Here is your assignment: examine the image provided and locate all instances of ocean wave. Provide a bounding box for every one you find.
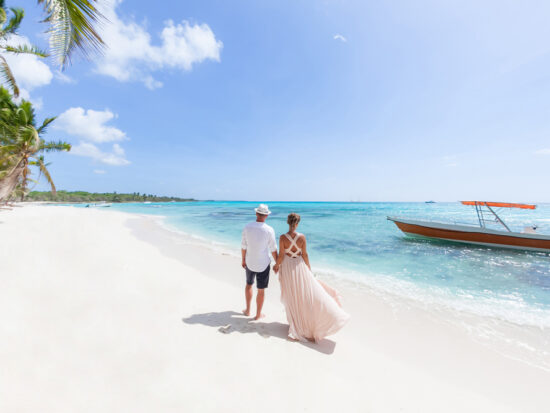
[313,265,550,329]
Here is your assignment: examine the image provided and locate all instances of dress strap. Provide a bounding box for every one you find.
[284,233,302,257]
[284,232,299,244]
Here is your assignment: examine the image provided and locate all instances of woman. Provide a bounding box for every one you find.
[273,213,350,342]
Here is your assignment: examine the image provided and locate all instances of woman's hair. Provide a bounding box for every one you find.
[287,212,301,227]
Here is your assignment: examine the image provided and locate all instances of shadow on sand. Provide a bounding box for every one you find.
[182,311,336,355]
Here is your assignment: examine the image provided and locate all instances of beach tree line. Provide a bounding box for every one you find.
[0,0,104,204]
[25,190,195,203]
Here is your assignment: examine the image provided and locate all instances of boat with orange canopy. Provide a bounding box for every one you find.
[388,201,550,252]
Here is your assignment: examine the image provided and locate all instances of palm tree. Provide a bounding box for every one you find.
[0,1,104,200]
[0,87,70,202]
[0,3,48,97]
[0,0,105,96]
[0,0,106,108]
[36,0,105,69]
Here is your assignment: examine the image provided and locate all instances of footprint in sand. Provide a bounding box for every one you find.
[218,324,232,334]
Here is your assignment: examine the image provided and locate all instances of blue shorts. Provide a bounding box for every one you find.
[246,265,270,289]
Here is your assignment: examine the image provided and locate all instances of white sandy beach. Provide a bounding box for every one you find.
[1,205,549,412]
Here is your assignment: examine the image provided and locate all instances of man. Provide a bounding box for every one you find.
[241,204,278,320]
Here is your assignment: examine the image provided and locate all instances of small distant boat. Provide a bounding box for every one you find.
[144,201,151,204]
[425,200,436,204]
[388,201,550,252]
[86,202,112,208]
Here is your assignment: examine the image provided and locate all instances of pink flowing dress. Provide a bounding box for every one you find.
[279,233,350,342]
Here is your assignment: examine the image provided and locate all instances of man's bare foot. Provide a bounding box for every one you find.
[242,309,250,316]
[253,313,265,320]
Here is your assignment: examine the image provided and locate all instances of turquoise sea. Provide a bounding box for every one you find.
[86,201,550,329]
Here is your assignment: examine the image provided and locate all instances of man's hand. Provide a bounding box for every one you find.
[241,248,247,269]
[273,264,279,273]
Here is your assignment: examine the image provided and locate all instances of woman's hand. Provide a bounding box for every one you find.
[273,264,280,273]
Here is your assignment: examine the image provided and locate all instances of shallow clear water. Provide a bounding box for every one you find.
[84,201,550,328]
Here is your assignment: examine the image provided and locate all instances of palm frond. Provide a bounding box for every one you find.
[0,148,22,157]
[17,125,41,153]
[2,7,24,35]
[40,140,71,152]
[0,55,19,97]
[38,0,105,69]
[0,87,15,106]
[17,101,36,126]
[37,116,56,133]
[34,155,56,194]
[4,44,49,58]
[0,7,7,26]
[15,107,28,125]
[30,128,41,152]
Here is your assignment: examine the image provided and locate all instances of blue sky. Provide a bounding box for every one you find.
[12,0,550,201]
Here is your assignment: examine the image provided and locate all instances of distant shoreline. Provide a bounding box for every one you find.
[17,200,198,205]
[20,190,196,204]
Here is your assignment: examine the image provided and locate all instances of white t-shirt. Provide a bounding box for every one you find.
[241,222,277,272]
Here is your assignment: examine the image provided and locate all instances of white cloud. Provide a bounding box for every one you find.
[2,36,75,106]
[72,142,130,166]
[94,0,223,88]
[93,169,106,174]
[333,34,347,43]
[3,36,53,90]
[143,75,163,90]
[159,20,223,70]
[112,143,125,156]
[2,35,53,107]
[535,148,550,155]
[55,107,127,143]
[55,107,130,166]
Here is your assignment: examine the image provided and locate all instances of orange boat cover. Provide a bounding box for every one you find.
[461,201,536,210]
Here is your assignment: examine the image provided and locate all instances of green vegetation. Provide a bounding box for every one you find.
[0,0,104,203]
[0,0,105,97]
[0,87,71,201]
[24,190,195,203]
[37,0,106,69]
[0,3,48,97]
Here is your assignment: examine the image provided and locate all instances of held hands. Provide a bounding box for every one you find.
[273,264,279,273]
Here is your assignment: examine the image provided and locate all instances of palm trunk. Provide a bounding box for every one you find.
[0,156,26,202]
[19,163,29,201]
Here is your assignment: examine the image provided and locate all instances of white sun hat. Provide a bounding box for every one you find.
[255,204,271,215]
